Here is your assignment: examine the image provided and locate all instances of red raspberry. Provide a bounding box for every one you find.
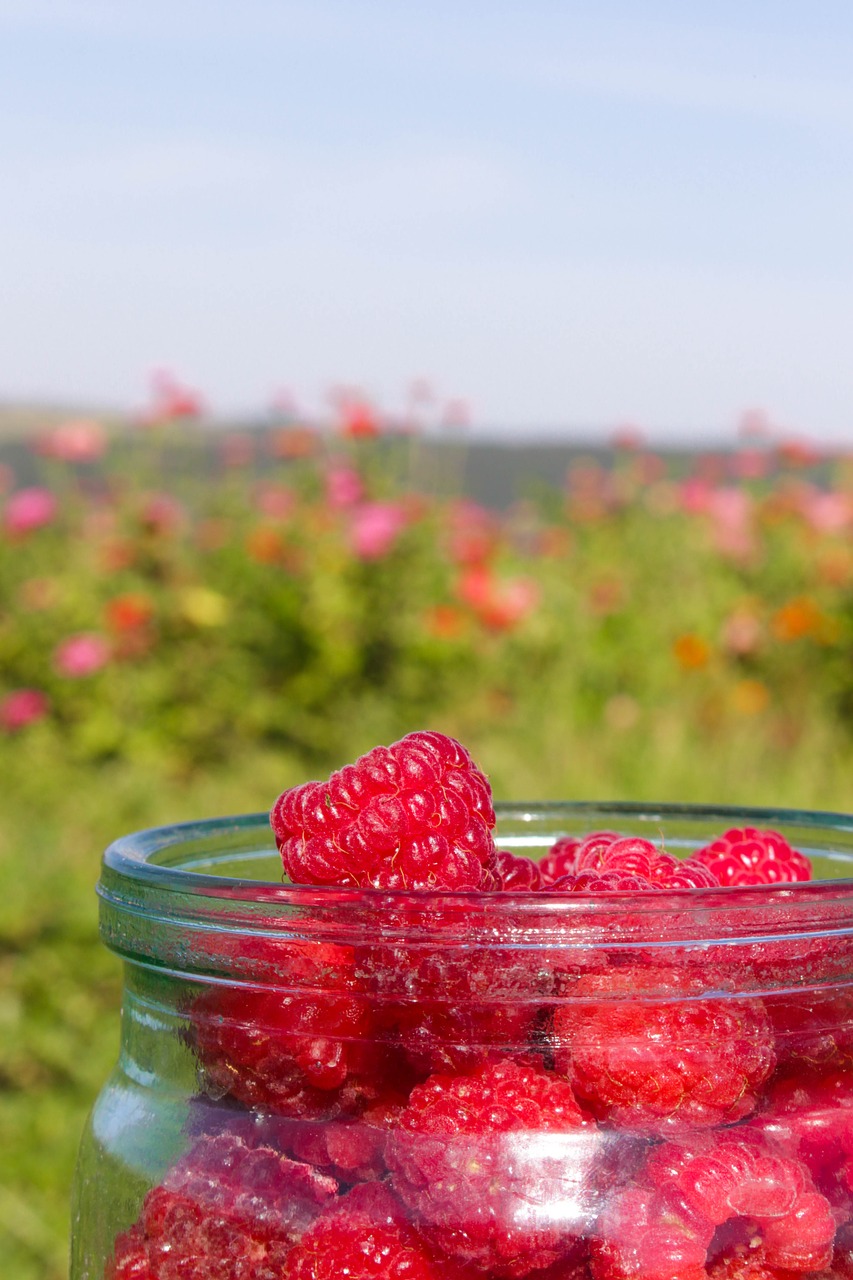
[538,836,591,886]
[495,849,544,890]
[106,1132,338,1280]
[288,1094,409,1183]
[691,827,812,886]
[755,1068,853,1206]
[590,1181,711,1280]
[387,1056,597,1277]
[282,1183,469,1279]
[548,868,661,892]
[271,731,496,890]
[547,835,717,891]
[190,941,406,1119]
[765,985,853,1071]
[552,967,776,1132]
[645,1129,836,1273]
[387,941,555,1074]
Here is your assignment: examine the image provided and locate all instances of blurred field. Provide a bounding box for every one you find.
[2,411,853,1277]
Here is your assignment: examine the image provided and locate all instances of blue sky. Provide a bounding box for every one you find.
[1,1,852,440]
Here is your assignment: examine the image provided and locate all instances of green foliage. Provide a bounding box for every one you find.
[3,427,853,1276]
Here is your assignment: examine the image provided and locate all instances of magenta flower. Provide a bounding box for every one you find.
[349,501,408,560]
[4,486,58,535]
[0,688,49,732]
[326,466,364,509]
[54,633,110,678]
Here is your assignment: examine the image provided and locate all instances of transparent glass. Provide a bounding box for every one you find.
[71,803,853,1280]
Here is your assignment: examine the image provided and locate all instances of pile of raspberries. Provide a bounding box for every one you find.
[107,731,853,1280]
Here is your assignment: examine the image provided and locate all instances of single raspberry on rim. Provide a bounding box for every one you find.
[271,731,496,890]
[691,827,812,886]
[387,1056,596,1277]
[106,1132,338,1280]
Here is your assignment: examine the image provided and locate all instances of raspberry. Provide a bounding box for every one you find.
[288,1094,409,1183]
[495,849,544,890]
[106,1132,338,1280]
[765,985,853,1071]
[691,827,812,886]
[538,836,589,886]
[387,941,554,1074]
[755,1068,853,1206]
[547,836,716,891]
[282,1183,467,1279]
[271,731,497,890]
[645,1129,836,1272]
[548,868,671,893]
[190,941,406,1119]
[552,967,776,1132]
[590,1182,711,1280]
[387,1056,597,1277]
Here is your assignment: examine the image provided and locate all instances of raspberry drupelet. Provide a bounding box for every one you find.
[271,731,497,891]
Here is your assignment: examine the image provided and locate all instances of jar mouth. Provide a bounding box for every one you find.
[96,802,853,976]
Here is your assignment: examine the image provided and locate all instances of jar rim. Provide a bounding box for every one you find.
[97,803,853,971]
[100,800,853,899]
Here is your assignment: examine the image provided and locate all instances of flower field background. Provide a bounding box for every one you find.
[3,404,853,1277]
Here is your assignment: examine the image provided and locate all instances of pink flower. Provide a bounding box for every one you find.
[255,483,295,520]
[800,488,851,535]
[54,633,110,678]
[0,688,49,732]
[678,477,712,515]
[143,369,206,425]
[456,566,539,630]
[707,486,754,558]
[39,418,107,463]
[326,466,363,509]
[139,493,186,536]
[4,486,58,535]
[349,502,408,560]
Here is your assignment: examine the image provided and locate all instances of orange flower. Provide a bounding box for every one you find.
[673,633,711,670]
[245,526,287,564]
[105,593,154,633]
[771,596,829,642]
[424,604,466,639]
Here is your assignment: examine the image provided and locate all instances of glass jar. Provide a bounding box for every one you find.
[72,803,853,1280]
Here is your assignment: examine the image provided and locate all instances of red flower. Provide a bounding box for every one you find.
[0,689,49,732]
